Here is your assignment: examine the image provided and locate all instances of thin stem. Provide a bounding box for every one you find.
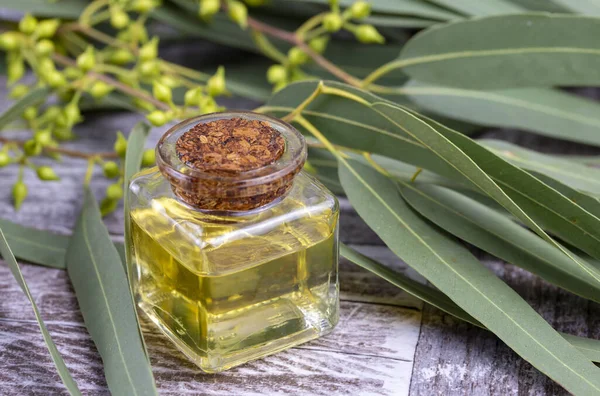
[251,31,287,63]
[282,81,324,122]
[79,0,109,26]
[361,59,413,88]
[84,157,96,186]
[296,13,327,38]
[0,137,118,159]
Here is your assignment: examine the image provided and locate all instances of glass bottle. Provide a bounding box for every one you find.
[127,111,340,372]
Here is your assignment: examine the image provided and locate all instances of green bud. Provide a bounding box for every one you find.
[114,131,128,157]
[19,14,38,35]
[43,106,61,120]
[110,48,135,65]
[139,37,159,61]
[34,129,53,146]
[152,81,172,103]
[272,80,287,92]
[64,103,80,125]
[146,110,169,126]
[0,152,11,167]
[12,181,28,210]
[90,81,114,98]
[110,6,130,29]
[308,36,329,54]
[350,1,370,18]
[53,127,75,141]
[141,149,155,167]
[287,47,308,66]
[199,96,218,113]
[199,0,220,20]
[36,166,59,181]
[323,13,343,32]
[138,60,159,77]
[63,66,82,80]
[159,75,178,88]
[106,183,124,200]
[184,87,203,106]
[128,24,148,43]
[38,57,55,72]
[206,66,226,97]
[76,46,96,71]
[132,98,155,112]
[103,161,120,178]
[132,0,157,13]
[228,1,248,29]
[22,106,37,121]
[100,197,119,216]
[35,39,55,56]
[9,84,29,99]
[0,32,21,51]
[46,70,67,88]
[266,64,287,84]
[35,19,60,38]
[23,139,42,156]
[8,57,25,84]
[355,24,385,44]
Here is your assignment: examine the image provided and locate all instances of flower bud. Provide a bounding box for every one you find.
[53,127,75,141]
[0,152,11,167]
[9,84,29,99]
[141,149,155,167]
[35,19,60,38]
[159,75,178,88]
[350,1,371,19]
[0,32,21,51]
[103,161,120,178]
[139,37,159,61]
[355,24,385,44]
[64,103,80,125]
[199,0,220,20]
[110,48,135,65]
[19,14,37,35]
[62,67,81,80]
[152,81,172,103]
[266,64,286,84]
[228,1,248,29]
[34,129,53,146]
[90,81,114,98]
[206,66,226,97]
[199,96,218,113]
[36,166,59,181]
[133,98,155,112]
[308,36,329,53]
[38,57,55,72]
[8,57,25,84]
[22,107,37,121]
[287,47,308,66]
[323,13,343,32]
[146,110,169,126]
[12,181,28,210]
[106,183,124,200]
[272,80,287,92]
[132,0,157,13]
[46,70,67,88]
[35,39,55,56]
[184,87,203,106]
[100,197,118,216]
[110,6,130,29]
[76,46,96,71]
[138,60,159,77]
[43,106,60,120]
[128,23,148,42]
[114,131,128,157]
[23,139,42,156]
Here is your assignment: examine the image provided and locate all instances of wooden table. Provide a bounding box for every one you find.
[1,79,599,395]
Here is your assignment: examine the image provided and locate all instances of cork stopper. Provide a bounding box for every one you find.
[156,112,306,213]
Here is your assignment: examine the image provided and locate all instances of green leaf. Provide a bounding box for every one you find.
[362,14,439,28]
[342,242,600,362]
[550,0,600,15]
[399,183,600,303]
[426,0,526,16]
[0,0,85,17]
[66,187,157,396]
[399,82,600,147]
[507,0,570,12]
[481,139,600,195]
[373,102,600,277]
[390,14,600,89]
[338,158,600,394]
[0,88,51,130]
[0,227,81,395]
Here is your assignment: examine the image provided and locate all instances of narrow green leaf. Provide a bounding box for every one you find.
[66,187,157,396]
[0,228,81,395]
[291,0,460,19]
[399,183,600,303]
[393,14,600,89]
[400,82,600,147]
[550,0,600,15]
[507,0,570,12]
[338,159,600,393]
[426,0,526,16]
[0,0,85,17]
[123,123,150,185]
[0,88,51,130]
[481,139,600,195]
[362,14,439,28]
[342,242,600,362]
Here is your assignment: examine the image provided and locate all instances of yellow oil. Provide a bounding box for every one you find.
[129,196,339,372]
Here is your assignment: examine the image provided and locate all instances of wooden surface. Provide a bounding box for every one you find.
[1,76,600,395]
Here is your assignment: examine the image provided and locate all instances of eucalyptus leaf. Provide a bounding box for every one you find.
[338,158,600,394]
[66,187,157,396]
[389,14,600,89]
[0,88,51,130]
[0,228,81,395]
[399,82,600,147]
[550,0,600,15]
[426,0,526,16]
[399,183,600,303]
[481,139,600,195]
[0,0,85,17]
[508,0,570,12]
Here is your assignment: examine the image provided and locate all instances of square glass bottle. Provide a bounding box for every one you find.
[127,112,340,372]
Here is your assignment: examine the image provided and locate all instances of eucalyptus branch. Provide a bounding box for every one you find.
[0,136,118,159]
